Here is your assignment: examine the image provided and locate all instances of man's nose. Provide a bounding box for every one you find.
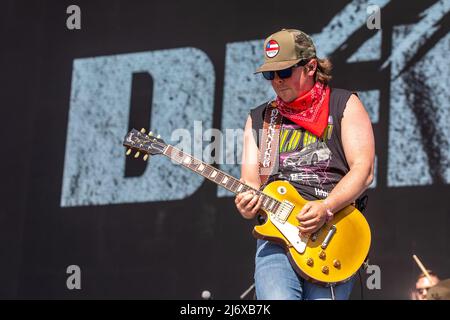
[273,72,284,83]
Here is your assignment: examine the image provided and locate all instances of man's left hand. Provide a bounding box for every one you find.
[296,201,328,235]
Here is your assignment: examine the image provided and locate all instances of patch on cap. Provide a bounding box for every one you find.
[265,40,280,58]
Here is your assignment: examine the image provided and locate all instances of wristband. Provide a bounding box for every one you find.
[323,200,334,223]
[325,208,334,223]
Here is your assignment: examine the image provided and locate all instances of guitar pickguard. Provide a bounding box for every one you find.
[270,216,308,254]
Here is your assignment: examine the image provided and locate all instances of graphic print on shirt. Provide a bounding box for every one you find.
[278,115,334,189]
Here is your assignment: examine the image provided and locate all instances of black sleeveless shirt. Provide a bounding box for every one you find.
[250,88,353,201]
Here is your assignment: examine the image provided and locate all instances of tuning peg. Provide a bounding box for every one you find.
[126,149,132,156]
[156,134,161,139]
[143,154,149,161]
[148,131,153,136]
[134,151,140,158]
[140,128,146,133]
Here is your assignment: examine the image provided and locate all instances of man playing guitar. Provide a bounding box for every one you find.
[235,29,375,300]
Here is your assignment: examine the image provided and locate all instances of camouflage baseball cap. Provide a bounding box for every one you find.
[255,29,316,73]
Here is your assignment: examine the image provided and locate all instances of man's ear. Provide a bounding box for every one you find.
[306,60,317,76]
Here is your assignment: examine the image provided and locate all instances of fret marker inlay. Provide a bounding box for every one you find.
[183,157,191,164]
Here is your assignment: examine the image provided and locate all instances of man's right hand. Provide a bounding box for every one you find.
[234,179,263,219]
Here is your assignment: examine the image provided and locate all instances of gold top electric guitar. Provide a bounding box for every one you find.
[123,128,371,285]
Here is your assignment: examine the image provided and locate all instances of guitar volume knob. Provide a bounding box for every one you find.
[306,258,314,267]
[321,266,329,274]
[319,251,326,260]
[333,260,341,269]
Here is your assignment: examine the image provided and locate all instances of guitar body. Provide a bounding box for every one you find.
[253,180,371,285]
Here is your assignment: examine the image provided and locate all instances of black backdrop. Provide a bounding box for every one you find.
[1,0,449,299]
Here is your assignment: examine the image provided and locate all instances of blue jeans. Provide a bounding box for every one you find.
[254,239,355,300]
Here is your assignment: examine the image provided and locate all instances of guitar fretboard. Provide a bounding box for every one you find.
[163,145,281,212]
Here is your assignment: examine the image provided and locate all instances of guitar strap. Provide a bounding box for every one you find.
[259,101,283,188]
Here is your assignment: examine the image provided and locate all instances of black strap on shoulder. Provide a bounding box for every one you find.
[355,194,369,213]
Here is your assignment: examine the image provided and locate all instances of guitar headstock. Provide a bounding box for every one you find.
[123,128,166,160]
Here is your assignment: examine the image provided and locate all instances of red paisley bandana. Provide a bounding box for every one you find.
[276,82,330,137]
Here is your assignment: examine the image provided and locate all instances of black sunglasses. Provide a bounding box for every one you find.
[262,60,309,80]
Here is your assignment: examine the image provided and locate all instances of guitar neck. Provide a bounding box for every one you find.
[162,145,281,212]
